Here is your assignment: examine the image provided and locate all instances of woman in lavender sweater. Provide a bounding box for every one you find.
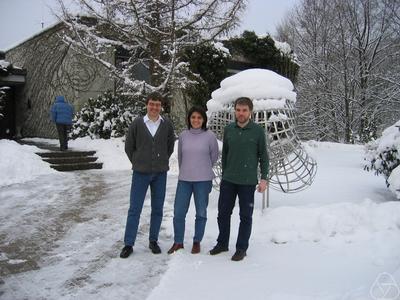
[168,106,219,254]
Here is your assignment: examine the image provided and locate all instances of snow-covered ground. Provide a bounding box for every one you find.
[1,139,400,300]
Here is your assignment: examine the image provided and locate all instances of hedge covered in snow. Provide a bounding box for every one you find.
[71,91,144,139]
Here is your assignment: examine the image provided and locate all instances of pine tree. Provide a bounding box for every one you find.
[365,120,400,185]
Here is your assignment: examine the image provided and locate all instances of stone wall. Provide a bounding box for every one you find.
[6,24,114,138]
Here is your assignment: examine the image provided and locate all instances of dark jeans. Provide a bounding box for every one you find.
[217,179,255,251]
[56,124,71,150]
[124,171,167,246]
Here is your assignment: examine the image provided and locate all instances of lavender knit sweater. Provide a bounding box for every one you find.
[178,128,219,181]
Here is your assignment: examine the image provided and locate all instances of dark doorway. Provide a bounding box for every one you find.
[0,87,15,139]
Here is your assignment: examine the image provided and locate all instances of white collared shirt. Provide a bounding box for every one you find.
[144,114,163,137]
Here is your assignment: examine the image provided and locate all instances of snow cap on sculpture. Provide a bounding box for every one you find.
[207,68,297,112]
[207,68,317,194]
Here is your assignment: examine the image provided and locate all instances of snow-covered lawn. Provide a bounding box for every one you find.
[1,139,400,300]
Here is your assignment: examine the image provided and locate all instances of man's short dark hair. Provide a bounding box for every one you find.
[146,92,164,105]
[234,97,253,111]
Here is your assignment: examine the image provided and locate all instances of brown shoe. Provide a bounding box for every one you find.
[167,243,184,254]
[231,249,247,261]
[191,242,200,254]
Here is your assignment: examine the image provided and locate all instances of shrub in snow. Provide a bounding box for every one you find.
[223,31,298,83]
[365,120,400,197]
[71,91,144,139]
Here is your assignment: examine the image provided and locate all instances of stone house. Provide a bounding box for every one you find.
[5,22,115,138]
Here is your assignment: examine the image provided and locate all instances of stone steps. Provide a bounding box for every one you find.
[36,151,96,158]
[17,139,103,172]
[42,156,98,164]
[49,162,103,172]
[36,150,102,172]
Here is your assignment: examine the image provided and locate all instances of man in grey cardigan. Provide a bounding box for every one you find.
[120,92,175,258]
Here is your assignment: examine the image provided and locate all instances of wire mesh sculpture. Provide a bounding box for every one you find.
[207,69,317,193]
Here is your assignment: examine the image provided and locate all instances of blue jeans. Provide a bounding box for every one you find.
[173,180,212,244]
[217,179,255,251]
[124,171,167,246]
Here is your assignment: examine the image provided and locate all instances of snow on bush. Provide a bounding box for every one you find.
[365,120,400,198]
[71,91,143,139]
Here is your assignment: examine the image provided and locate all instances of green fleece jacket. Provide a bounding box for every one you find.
[221,121,269,185]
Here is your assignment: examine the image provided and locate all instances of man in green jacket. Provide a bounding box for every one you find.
[210,97,269,261]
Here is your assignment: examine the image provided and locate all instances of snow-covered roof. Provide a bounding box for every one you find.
[0,58,25,78]
[0,60,11,71]
[207,68,296,112]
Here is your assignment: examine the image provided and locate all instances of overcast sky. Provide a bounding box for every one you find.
[0,0,299,51]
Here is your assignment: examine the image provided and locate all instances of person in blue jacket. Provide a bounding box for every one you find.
[50,95,74,151]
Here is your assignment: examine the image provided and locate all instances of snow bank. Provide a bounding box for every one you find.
[259,199,400,244]
[0,140,56,187]
[68,137,130,170]
[207,69,296,112]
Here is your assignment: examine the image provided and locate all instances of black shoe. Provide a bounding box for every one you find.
[149,241,162,254]
[120,245,133,258]
[231,249,246,261]
[209,244,229,255]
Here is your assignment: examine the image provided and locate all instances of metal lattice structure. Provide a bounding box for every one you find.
[208,100,317,193]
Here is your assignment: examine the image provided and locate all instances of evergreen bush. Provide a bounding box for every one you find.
[182,42,230,108]
[224,31,299,83]
[364,120,400,186]
[71,91,144,139]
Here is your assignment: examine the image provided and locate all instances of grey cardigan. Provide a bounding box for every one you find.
[125,116,175,173]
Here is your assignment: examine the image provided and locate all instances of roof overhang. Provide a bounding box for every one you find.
[0,73,26,86]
